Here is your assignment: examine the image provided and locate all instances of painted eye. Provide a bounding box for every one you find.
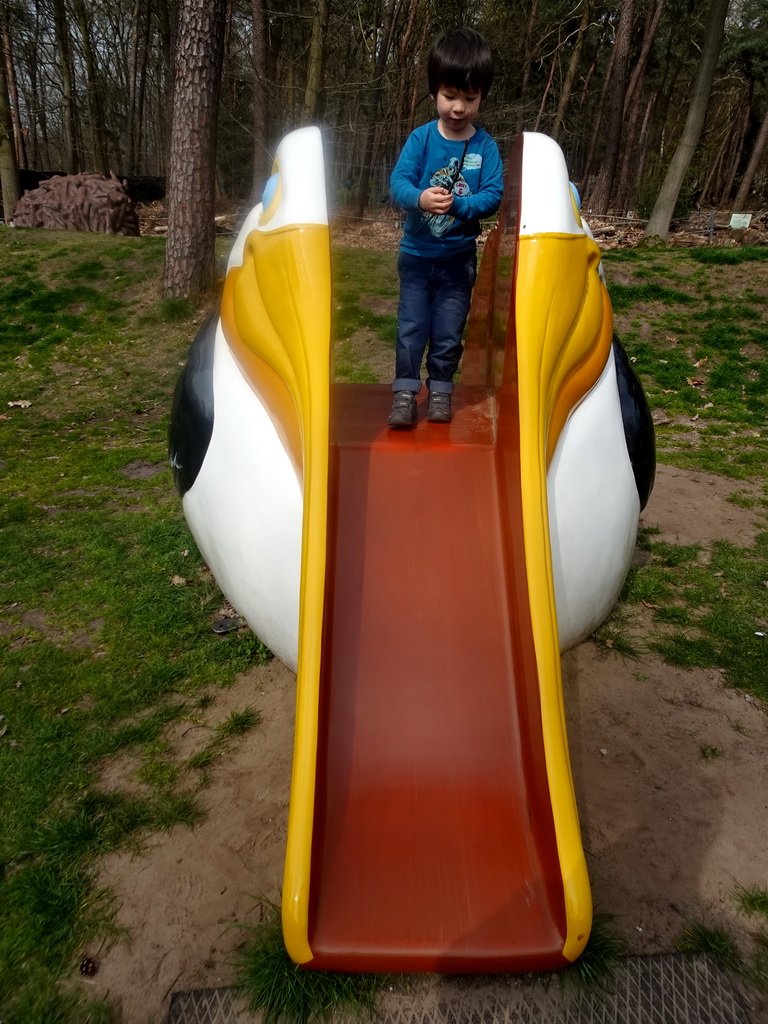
[262,172,280,209]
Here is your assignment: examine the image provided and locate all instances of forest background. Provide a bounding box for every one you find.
[2,0,768,235]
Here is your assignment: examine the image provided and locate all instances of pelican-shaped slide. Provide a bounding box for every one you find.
[169,127,654,972]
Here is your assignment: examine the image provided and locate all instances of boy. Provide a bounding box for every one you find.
[388,27,503,429]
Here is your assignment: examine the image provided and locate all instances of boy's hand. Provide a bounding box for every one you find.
[419,187,453,215]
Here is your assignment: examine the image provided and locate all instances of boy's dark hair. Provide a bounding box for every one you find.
[428,27,494,99]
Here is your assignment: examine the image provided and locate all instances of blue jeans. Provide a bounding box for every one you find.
[392,249,477,395]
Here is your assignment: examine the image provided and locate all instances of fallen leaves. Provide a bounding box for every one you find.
[7,400,31,408]
[170,575,186,587]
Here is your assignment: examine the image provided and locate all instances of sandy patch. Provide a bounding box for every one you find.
[89,661,294,1024]
[565,644,767,950]
[643,463,765,546]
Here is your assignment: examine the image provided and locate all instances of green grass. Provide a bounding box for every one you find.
[677,922,741,970]
[607,282,695,311]
[597,246,768,700]
[235,903,384,1024]
[216,706,260,738]
[592,618,642,658]
[558,913,629,994]
[332,248,398,345]
[699,744,725,760]
[0,226,271,1022]
[182,705,261,777]
[330,247,399,383]
[334,340,381,383]
[735,884,768,917]
[687,246,768,265]
[746,930,768,990]
[605,533,768,701]
[677,905,768,993]
[605,245,768,465]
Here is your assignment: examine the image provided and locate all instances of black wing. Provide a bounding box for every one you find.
[168,309,218,497]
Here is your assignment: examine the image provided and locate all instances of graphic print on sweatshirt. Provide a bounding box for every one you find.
[423,156,474,238]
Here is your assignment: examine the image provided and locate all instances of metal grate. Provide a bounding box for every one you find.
[166,954,752,1024]
[167,987,241,1024]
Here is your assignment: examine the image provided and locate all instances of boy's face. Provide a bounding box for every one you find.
[433,85,481,140]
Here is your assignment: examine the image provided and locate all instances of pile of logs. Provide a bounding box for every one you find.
[12,172,140,235]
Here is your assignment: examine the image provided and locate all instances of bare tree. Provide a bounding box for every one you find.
[732,101,768,208]
[251,0,270,196]
[164,0,227,298]
[354,0,398,218]
[302,0,329,122]
[588,0,635,214]
[643,0,730,241]
[72,0,108,173]
[5,0,766,218]
[0,54,19,219]
[615,0,665,206]
[516,0,540,132]
[2,4,26,169]
[552,0,593,143]
[52,0,80,173]
[578,23,616,189]
[127,0,152,175]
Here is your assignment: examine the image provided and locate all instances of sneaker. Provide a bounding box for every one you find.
[427,391,452,423]
[388,391,417,429]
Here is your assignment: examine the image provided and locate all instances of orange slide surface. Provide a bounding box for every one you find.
[305,384,568,973]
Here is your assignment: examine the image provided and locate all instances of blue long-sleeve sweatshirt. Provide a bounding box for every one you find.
[390,121,504,258]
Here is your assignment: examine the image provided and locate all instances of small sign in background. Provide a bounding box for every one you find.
[730,213,752,229]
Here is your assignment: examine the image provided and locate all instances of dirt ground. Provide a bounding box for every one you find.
[86,464,768,1024]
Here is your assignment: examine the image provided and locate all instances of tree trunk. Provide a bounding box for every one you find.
[516,0,540,132]
[614,0,666,205]
[156,0,173,173]
[72,0,109,174]
[0,57,19,220]
[634,89,658,184]
[588,0,635,214]
[700,116,733,205]
[1,11,26,169]
[52,0,80,173]
[722,97,751,203]
[302,0,329,122]
[133,0,152,174]
[407,9,430,135]
[533,54,557,133]
[354,0,397,218]
[128,0,151,175]
[624,0,664,117]
[251,0,270,198]
[392,0,419,129]
[732,102,768,209]
[616,71,646,210]
[579,33,616,190]
[552,0,592,144]
[644,0,730,241]
[639,42,680,182]
[164,0,227,298]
